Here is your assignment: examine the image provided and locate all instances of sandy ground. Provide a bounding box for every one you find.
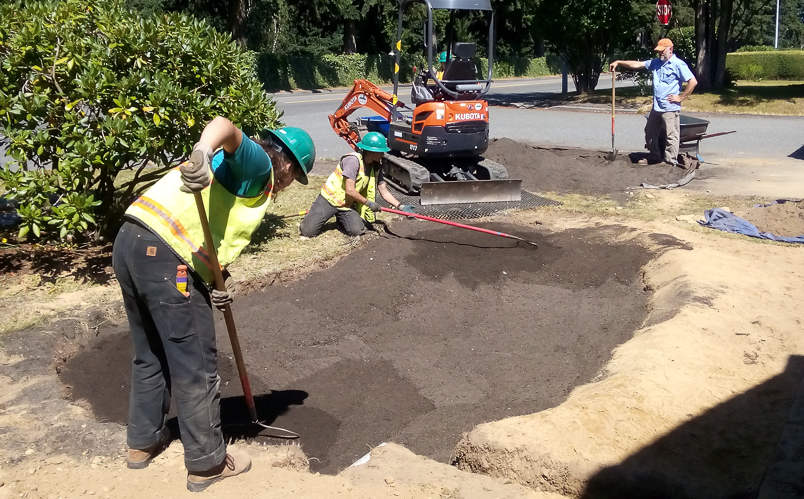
[2,138,804,497]
[452,208,804,498]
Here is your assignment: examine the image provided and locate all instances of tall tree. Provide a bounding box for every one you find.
[537,0,653,93]
[229,0,248,46]
[693,0,752,89]
[779,0,804,48]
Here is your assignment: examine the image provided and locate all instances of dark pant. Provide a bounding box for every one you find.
[113,220,225,472]
[299,194,367,237]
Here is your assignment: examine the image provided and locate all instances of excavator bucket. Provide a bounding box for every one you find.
[419,179,522,205]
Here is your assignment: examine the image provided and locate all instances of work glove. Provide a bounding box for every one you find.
[180,142,214,193]
[365,200,382,213]
[210,271,236,311]
[397,204,415,214]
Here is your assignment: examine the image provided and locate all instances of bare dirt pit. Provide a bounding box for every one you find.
[4,137,797,498]
[48,221,691,475]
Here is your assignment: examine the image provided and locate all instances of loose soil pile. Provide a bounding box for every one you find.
[735,200,804,237]
[310,138,697,204]
[51,222,679,475]
[484,138,695,202]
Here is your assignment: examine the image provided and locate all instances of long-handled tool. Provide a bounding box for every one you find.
[276,210,308,219]
[193,192,299,439]
[605,70,618,161]
[381,207,538,247]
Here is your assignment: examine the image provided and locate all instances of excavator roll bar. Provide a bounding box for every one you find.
[391,0,495,116]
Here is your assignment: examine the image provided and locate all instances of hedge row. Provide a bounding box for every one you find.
[256,53,557,91]
[725,51,804,80]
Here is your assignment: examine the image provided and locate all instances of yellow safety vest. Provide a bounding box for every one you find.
[320,152,378,223]
[125,167,272,285]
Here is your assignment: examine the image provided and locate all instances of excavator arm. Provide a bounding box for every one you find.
[328,79,407,150]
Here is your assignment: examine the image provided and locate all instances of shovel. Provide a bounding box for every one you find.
[605,70,618,161]
[193,191,299,439]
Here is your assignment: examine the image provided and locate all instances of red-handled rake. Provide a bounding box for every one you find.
[382,207,538,247]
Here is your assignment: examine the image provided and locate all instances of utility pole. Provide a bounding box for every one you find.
[775,0,780,48]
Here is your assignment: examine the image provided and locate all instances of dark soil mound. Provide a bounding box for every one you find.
[485,138,692,200]
[54,222,692,474]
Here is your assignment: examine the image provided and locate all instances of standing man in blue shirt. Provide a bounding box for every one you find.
[610,38,697,165]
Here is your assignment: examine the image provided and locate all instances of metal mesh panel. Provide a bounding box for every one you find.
[380,189,561,220]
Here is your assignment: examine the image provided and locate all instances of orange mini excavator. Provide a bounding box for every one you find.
[328,0,521,206]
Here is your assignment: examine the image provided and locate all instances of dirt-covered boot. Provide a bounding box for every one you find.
[186,451,252,492]
[126,430,171,469]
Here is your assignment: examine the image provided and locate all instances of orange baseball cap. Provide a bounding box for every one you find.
[654,38,674,51]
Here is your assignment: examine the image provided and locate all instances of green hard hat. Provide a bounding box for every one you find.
[264,127,315,185]
[357,132,390,153]
[438,51,447,63]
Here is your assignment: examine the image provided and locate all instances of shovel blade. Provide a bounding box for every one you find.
[420,179,523,205]
[605,149,619,161]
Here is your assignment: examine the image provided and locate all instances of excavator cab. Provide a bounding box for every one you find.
[439,42,482,98]
[328,0,522,205]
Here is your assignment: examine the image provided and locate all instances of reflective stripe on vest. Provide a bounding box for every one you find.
[125,168,271,284]
[320,152,378,223]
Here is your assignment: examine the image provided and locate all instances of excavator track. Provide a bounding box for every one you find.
[382,153,431,195]
[474,158,509,180]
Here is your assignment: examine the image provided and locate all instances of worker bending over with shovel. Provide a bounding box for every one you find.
[113,116,314,492]
[299,132,414,238]
[609,38,697,166]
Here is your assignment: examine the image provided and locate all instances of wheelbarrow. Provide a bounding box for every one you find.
[657,115,736,163]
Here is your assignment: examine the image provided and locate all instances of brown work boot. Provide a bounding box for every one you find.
[127,430,171,469]
[186,451,252,492]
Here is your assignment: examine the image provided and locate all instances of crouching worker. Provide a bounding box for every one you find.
[299,132,414,238]
[112,117,314,492]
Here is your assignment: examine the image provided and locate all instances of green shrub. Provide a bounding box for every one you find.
[256,53,557,91]
[667,26,696,69]
[257,53,421,91]
[735,45,776,52]
[477,56,555,79]
[0,0,281,243]
[725,51,804,80]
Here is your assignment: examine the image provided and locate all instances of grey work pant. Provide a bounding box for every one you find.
[112,220,226,472]
[645,109,680,164]
[299,194,368,237]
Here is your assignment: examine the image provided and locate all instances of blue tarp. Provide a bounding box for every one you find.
[698,207,804,244]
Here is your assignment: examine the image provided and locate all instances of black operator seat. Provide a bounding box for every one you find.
[441,42,482,99]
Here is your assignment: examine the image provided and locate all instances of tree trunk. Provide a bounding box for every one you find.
[535,38,545,57]
[229,0,248,47]
[695,0,712,90]
[713,0,733,88]
[344,19,357,54]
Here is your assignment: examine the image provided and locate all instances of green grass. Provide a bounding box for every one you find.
[556,79,804,116]
[230,174,396,283]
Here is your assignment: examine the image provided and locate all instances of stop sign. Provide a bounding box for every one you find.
[656,0,672,25]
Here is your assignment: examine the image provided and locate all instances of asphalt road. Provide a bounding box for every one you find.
[272,75,804,166]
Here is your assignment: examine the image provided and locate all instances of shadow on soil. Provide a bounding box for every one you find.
[241,214,290,252]
[0,244,114,286]
[220,389,309,440]
[580,355,804,499]
[713,84,804,109]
